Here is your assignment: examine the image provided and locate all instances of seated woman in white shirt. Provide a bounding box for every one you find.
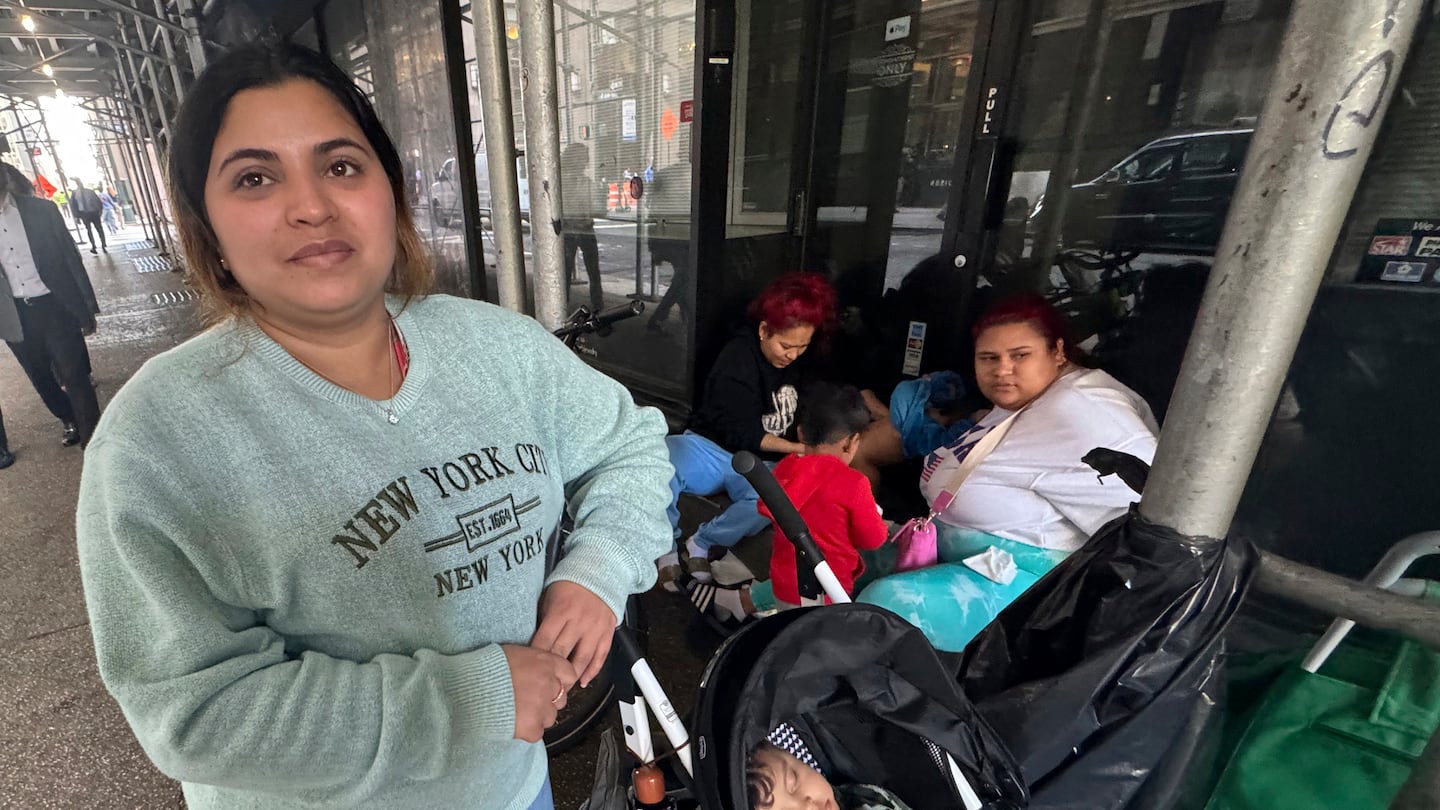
[856,293,1159,651]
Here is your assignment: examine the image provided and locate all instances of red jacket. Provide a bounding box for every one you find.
[758,453,889,605]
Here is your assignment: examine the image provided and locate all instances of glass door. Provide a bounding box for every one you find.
[713,0,1007,380]
[692,0,1022,395]
[718,0,1001,303]
[798,0,985,298]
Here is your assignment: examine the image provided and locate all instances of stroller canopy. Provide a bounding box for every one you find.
[694,604,1027,810]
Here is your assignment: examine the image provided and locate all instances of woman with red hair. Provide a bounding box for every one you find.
[856,293,1158,651]
[659,272,837,585]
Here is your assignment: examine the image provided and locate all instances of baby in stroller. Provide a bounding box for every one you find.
[690,602,1028,810]
[588,603,1025,810]
[746,723,914,810]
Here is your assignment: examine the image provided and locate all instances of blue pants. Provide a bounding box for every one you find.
[856,527,1069,652]
[665,432,771,552]
[525,777,553,810]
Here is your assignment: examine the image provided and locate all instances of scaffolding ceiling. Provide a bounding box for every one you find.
[0,0,206,100]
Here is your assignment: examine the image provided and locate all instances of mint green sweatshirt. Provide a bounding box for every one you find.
[75,295,673,809]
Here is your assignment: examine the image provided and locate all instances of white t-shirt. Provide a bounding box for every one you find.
[919,368,1159,551]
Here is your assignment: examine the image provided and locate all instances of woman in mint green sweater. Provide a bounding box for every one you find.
[74,43,673,809]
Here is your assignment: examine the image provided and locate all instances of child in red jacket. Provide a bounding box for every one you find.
[688,383,888,625]
[761,382,889,607]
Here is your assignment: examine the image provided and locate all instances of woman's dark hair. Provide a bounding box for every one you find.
[796,382,871,446]
[748,272,838,336]
[167,41,431,323]
[972,292,1065,344]
[972,291,1088,365]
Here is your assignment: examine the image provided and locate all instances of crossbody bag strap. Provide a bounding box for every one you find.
[927,407,1025,517]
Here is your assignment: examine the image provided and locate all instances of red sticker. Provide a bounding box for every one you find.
[1369,235,1413,256]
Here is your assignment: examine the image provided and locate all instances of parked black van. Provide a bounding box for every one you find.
[1061,128,1254,253]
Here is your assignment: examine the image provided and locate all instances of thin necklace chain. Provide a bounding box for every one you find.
[383,316,406,424]
[287,313,406,424]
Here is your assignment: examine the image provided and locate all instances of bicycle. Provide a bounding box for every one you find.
[544,299,652,753]
[551,300,644,349]
[1045,247,1147,345]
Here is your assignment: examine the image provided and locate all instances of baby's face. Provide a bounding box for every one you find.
[754,747,839,810]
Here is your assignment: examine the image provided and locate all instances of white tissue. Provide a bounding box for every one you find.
[962,546,1018,586]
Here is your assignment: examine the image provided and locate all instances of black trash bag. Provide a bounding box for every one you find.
[578,728,627,810]
[727,604,1029,810]
[951,510,1256,810]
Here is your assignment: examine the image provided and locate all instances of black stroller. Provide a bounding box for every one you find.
[584,452,1028,810]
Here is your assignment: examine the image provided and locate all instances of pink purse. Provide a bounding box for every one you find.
[893,491,956,572]
[891,408,1024,573]
[893,517,938,571]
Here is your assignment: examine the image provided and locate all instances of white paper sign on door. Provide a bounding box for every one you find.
[622,99,638,142]
[902,321,927,376]
[885,16,912,42]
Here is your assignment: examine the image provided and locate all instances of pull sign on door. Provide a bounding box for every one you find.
[981,86,1002,136]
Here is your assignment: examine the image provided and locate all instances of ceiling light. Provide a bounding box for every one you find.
[41,64,52,77]
[21,15,35,32]
[54,87,64,99]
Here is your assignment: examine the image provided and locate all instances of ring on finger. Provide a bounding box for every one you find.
[552,687,566,705]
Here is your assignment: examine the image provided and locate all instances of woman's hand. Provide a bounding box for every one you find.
[860,388,890,421]
[502,644,578,743]
[531,581,617,689]
[758,433,806,457]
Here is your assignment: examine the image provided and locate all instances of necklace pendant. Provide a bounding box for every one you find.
[386,409,399,425]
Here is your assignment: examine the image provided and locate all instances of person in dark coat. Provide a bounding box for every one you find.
[0,161,101,456]
[68,179,108,254]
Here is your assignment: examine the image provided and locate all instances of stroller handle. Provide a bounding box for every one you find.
[611,624,694,775]
[732,452,851,605]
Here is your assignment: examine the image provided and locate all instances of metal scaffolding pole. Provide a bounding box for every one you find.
[107,93,155,242]
[0,0,173,65]
[111,58,172,257]
[472,0,528,313]
[516,0,567,329]
[1136,3,1440,803]
[114,51,170,228]
[133,125,172,257]
[121,21,172,144]
[29,105,83,241]
[109,70,148,193]
[111,110,151,233]
[91,122,125,206]
[155,0,188,103]
[106,96,152,237]
[34,108,68,193]
[0,41,92,88]
[175,0,207,75]
[1138,0,1425,538]
[7,106,40,181]
[90,0,190,37]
